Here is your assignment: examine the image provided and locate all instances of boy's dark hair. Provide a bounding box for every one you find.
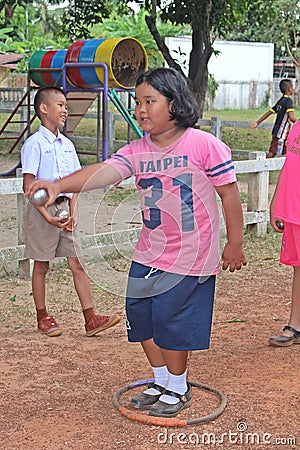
[34,86,66,119]
[135,68,199,128]
[279,79,293,95]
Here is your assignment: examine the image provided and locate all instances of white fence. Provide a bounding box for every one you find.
[0,153,284,278]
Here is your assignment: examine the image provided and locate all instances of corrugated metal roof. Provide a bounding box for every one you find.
[0,53,23,65]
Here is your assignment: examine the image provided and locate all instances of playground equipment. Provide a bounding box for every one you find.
[28,37,147,90]
[0,37,147,175]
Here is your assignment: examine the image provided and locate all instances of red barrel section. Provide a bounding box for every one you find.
[40,50,58,86]
[65,40,89,88]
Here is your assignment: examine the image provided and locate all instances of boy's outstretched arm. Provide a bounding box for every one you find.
[288,110,297,123]
[25,162,122,207]
[215,182,247,272]
[249,110,273,129]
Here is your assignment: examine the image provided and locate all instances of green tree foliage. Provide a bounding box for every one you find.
[226,1,277,50]
[0,0,61,23]
[91,8,188,68]
[272,1,300,64]
[137,0,251,116]
[226,1,300,105]
[0,1,70,71]
[0,1,65,43]
[62,0,132,41]
[0,0,32,21]
[271,1,300,105]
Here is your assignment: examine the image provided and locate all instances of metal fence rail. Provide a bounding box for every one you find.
[0,154,284,278]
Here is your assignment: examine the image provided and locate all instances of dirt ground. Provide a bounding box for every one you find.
[0,158,299,450]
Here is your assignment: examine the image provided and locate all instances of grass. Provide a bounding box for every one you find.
[2,106,299,162]
[103,185,137,205]
[0,106,292,194]
[0,106,283,195]
[243,226,282,262]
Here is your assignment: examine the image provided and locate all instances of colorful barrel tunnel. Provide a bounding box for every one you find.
[29,38,148,90]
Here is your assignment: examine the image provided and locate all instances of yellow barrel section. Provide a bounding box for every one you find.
[95,37,148,89]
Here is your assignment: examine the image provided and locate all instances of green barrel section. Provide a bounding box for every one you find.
[29,50,48,86]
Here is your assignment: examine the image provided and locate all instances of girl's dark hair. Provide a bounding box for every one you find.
[135,68,199,128]
[34,86,66,119]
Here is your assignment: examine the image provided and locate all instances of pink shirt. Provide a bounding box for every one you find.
[107,128,236,275]
[274,121,300,224]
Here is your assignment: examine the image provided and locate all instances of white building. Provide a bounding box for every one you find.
[165,37,275,109]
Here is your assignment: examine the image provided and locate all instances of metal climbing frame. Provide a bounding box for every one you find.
[0,89,35,155]
[62,61,142,162]
[0,62,142,175]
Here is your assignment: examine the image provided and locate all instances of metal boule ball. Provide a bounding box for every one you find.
[55,209,69,219]
[276,220,284,231]
[29,189,49,206]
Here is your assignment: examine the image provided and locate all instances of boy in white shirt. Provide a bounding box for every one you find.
[21,86,120,337]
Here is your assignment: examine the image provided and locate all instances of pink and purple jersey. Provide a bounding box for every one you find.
[274,121,300,224]
[107,128,236,275]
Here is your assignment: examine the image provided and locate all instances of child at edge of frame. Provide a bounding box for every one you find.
[249,78,297,158]
[21,86,120,337]
[26,68,247,418]
[268,119,300,347]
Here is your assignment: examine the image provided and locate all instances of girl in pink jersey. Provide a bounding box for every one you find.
[269,120,300,346]
[27,68,247,418]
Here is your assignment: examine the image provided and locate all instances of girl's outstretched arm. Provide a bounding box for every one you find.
[215,182,247,272]
[25,162,122,208]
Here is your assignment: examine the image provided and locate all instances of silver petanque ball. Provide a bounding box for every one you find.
[276,220,284,231]
[29,189,49,206]
[55,209,69,219]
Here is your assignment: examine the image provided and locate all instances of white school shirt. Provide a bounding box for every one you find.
[21,125,81,198]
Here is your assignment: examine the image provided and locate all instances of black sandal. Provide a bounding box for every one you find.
[269,325,300,347]
[130,383,165,410]
[149,383,192,418]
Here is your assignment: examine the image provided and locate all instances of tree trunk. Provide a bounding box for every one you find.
[294,65,300,108]
[188,1,214,117]
[145,0,214,117]
[145,0,185,77]
[5,4,13,19]
[188,28,213,117]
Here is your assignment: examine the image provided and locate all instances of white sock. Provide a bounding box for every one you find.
[160,370,188,405]
[143,365,168,396]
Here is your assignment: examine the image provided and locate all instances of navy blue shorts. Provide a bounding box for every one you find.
[126,262,216,351]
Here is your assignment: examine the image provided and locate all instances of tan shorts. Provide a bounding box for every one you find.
[24,198,83,261]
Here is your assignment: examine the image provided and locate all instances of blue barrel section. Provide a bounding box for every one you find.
[51,49,67,85]
[79,39,105,87]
